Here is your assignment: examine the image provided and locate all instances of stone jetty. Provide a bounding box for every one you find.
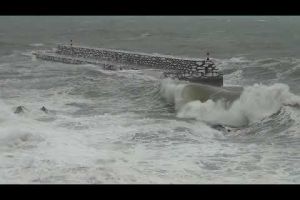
[33,44,223,86]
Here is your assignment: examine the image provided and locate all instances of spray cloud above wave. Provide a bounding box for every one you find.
[160,79,300,127]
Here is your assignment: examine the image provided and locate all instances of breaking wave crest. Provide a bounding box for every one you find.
[160,79,300,127]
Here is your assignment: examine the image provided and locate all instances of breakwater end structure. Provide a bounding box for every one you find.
[33,44,223,86]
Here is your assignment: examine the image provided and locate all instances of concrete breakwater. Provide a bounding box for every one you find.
[54,44,207,71]
[33,49,133,70]
[34,52,87,65]
[33,44,223,86]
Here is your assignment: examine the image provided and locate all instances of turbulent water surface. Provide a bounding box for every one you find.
[0,16,300,183]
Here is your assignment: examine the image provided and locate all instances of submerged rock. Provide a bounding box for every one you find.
[40,106,48,113]
[211,124,238,133]
[14,106,26,114]
[211,124,227,131]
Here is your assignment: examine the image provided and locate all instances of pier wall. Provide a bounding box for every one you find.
[34,53,87,64]
[56,45,206,71]
[34,52,125,70]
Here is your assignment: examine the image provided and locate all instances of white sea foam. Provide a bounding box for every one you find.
[159,78,188,109]
[224,69,244,86]
[160,79,300,127]
[181,83,300,126]
[29,43,44,47]
[216,56,250,65]
[0,95,220,183]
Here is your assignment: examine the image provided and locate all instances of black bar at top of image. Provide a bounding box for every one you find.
[0,0,300,15]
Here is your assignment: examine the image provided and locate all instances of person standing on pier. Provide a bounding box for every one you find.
[206,52,210,61]
[70,40,74,55]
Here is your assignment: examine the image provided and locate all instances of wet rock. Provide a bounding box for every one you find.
[55,45,203,71]
[40,106,48,113]
[211,124,226,131]
[14,106,26,114]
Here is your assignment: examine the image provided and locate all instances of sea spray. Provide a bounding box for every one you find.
[159,78,187,110]
[176,83,300,127]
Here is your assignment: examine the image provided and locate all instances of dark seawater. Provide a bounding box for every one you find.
[0,16,299,183]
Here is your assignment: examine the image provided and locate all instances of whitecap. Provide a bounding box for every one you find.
[29,43,44,47]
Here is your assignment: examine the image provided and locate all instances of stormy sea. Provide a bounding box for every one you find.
[0,16,299,184]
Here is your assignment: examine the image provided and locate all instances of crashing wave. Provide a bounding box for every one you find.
[160,80,300,127]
